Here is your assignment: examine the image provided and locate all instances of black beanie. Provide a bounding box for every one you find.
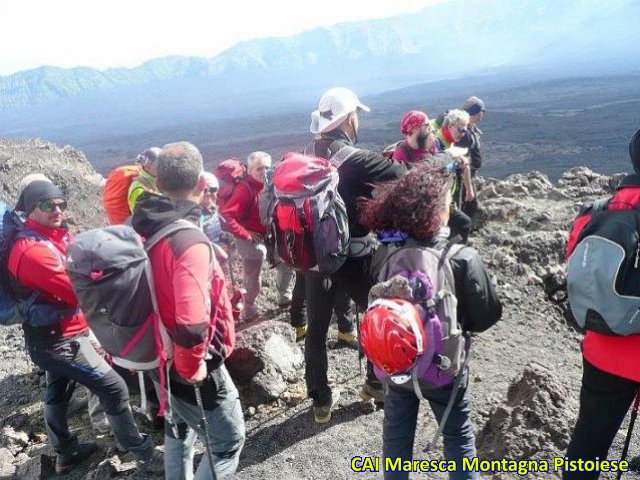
[18,180,66,214]
[630,128,640,174]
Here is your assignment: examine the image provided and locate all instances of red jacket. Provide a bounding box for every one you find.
[391,140,430,164]
[8,218,88,337]
[219,176,265,240]
[569,177,640,382]
[131,195,235,383]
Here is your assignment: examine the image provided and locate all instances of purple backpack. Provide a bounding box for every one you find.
[369,241,469,391]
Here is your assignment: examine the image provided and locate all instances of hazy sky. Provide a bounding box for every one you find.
[2,0,446,75]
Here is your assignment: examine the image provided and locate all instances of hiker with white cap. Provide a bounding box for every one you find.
[303,87,408,423]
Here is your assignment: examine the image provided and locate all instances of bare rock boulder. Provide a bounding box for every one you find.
[226,320,304,406]
[477,363,578,462]
[0,447,16,478]
[15,453,55,479]
[1,426,29,455]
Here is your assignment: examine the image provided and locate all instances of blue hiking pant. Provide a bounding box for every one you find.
[382,372,478,480]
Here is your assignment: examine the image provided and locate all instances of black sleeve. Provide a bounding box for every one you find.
[469,130,482,170]
[456,131,482,170]
[450,247,502,332]
[456,131,473,149]
[352,148,408,182]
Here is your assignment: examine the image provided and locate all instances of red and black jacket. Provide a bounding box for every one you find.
[7,218,88,339]
[566,173,640,382]
[131,194,235,388]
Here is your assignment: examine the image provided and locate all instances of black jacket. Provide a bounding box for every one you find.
[307,129,408,237]
[457,124,483,172]
[372,233,502,333]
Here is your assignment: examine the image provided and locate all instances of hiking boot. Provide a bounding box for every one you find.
[295,325,307,342]
[136,446,164,475]
[313,388,341,424]
[337,331,359,349]
[359,381,385,404]
[55,442,98,475]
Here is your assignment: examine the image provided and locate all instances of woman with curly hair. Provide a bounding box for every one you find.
[360,164,502,480]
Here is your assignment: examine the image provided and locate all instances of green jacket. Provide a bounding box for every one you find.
[127,169,157,213]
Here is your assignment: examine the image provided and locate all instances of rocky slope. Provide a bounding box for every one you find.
[0,137,105,229]
[0,138,638,479]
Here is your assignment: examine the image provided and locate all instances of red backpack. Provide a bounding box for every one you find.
[103,165,142,224]
[214,158,251,209]
[260,152,349,275]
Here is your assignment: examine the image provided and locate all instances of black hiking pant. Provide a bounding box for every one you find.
[305,256,376,406]
[448,208,471,244]
[563,359,640,479]
[25,331,150,458]
[461,199,478,224]
[291,272,354,333]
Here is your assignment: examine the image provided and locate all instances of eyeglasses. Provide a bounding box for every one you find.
[205,187,218,195]
[38,200,67,212]
[421,124,433,134]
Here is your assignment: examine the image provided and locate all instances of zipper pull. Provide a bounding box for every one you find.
[635,242,640,269]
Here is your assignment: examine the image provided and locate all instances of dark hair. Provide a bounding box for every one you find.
[359,164,453,241]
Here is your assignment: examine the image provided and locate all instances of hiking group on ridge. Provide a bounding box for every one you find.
[0,84,636,480]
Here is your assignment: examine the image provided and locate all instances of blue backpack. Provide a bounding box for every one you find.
[0,202,69,327]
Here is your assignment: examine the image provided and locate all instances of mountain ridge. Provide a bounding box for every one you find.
[1,0,638,112]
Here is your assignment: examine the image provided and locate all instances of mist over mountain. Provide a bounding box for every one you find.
[0,0,638,141]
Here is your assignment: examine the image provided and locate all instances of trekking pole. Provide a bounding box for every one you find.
[618,389,640,480]
[194,385,218,480]
[456,170,463,209]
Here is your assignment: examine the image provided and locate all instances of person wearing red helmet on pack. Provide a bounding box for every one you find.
[360,164,501,480]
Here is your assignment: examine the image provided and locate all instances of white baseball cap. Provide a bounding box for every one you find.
[310,87,370,135]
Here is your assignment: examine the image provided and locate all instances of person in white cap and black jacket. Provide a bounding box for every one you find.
[303,87,409,423]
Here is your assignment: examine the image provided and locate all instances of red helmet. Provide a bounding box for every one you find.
[400,110,429,135]
[360,298,426,375]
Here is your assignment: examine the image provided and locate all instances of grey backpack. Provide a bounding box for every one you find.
[66,221,203,415]
[567,208,640,335]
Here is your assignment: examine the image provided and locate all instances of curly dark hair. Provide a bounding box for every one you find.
[359,164,453,241]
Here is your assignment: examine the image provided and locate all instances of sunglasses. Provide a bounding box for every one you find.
[205,187,218,195]
[456,126,468,134]
[38,200,67,212]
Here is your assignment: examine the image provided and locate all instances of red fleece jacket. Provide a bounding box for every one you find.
[7,218,88,337]
[219,176,265,240]
[148,231,233,382]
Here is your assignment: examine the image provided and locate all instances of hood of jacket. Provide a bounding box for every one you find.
[131,192,202,239]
